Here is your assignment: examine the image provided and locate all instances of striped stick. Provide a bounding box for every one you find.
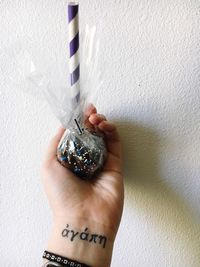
[68,2,80,103]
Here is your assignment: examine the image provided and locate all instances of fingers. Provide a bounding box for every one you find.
[89,113,107,125]
[44,126,66,165]
[89,114,121,159]
[84,103,97,117]
[84,103,97,131]
[98,121,120,142]
[98,121,122,159]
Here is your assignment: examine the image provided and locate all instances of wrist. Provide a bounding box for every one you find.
[46,216,115,267]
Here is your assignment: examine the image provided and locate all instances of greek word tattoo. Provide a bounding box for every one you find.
[61,224,107,249]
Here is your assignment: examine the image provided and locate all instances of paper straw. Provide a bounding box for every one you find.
[68,2,80,103]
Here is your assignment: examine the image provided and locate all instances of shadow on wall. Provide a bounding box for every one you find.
[116,121,200,262]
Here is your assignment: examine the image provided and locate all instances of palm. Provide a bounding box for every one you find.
[43,153,123,232]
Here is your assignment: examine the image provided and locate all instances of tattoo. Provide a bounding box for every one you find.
[61,224,107,248]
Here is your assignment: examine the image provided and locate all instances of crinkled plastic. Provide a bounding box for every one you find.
[3,24,107,179]
[57,127,107,179]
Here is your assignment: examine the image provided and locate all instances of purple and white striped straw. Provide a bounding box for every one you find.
[68,2,80,103]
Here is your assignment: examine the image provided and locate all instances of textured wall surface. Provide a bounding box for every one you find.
[0,0,200,266]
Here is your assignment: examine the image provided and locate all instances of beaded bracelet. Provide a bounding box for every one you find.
[43,251,91,267]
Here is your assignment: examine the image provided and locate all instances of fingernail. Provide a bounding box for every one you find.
[90,103,97,109]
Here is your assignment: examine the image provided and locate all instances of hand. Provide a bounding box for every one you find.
[41,104,124,267]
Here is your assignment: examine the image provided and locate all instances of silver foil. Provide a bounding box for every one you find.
[57,128,107,179]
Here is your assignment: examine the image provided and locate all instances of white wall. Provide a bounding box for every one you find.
[1,0,200,266]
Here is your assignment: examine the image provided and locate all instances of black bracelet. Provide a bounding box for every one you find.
[43,251,91,267]
[43,262,63,267]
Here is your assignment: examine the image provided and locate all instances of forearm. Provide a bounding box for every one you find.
[45,217,115,267]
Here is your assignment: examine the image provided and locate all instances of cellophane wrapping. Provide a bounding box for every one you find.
[2,24,107,179]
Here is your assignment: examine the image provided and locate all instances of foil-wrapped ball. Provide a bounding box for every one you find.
[57,128,107,179]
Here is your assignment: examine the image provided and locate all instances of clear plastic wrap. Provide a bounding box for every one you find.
[57,127,106,179]
[3,3,107,179]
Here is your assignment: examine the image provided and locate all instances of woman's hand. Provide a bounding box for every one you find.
[41,105,124,267]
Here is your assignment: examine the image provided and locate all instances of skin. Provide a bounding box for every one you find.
[41,104,124,267]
